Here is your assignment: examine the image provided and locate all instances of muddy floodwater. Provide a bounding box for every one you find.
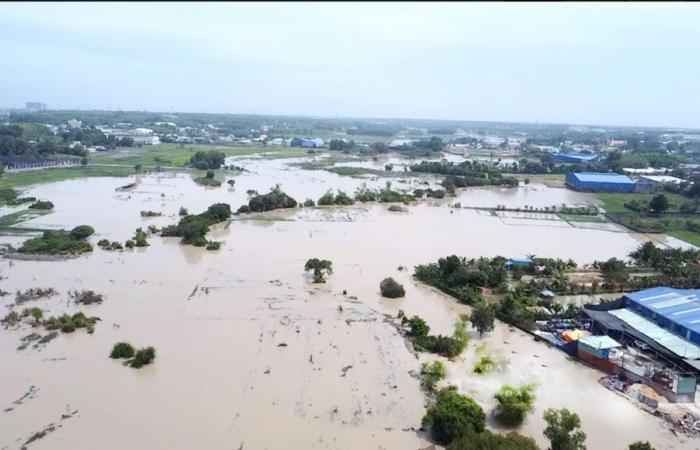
[0,156,697,449]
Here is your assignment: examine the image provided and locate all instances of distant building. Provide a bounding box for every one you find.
[553,152,599,164]
[640,175,683,187]
[25,102,46,111]
[565,172,636,192]
[622,167,669,175]
[609,139,628,147]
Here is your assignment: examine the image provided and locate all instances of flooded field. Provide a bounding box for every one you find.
[0,155,697,449]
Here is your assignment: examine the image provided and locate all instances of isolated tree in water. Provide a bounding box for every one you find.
[469,303,495,337]
[543,408,586,450]
[304,258,333,283]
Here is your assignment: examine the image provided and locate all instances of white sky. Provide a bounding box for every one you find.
[1,2,699,128]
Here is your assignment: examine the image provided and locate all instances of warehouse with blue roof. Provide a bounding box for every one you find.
[554,152,599,164]
[565,172,636,192]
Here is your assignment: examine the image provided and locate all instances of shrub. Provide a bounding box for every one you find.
[129,347,156,368]
[178,206,189,216]
[380,277,405,298]
[494,384,536,426]
[473,356,497,374]
[29,200,54,210]
[132,228,149,247]
[247,186,297,212]
[446,429,540,450]
[303,198,315,207]
[422,387,486,445]
[69,225,95,240]
[110,342,135,359]
[125,240,135,248]
[318,190,336,206]
[97,239,110,248]
[420,360,447,392]
[305,258,333,283]
[206,241,221,250]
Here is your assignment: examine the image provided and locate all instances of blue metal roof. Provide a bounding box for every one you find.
[555,153,599,161]
[625,287,700,334]
[571,172,634,184]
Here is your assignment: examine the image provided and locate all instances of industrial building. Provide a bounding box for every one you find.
[553,152,599,164]
[582,287,700,402]
[565,172,636,192]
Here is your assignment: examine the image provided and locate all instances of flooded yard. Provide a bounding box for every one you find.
[0,155,697,449]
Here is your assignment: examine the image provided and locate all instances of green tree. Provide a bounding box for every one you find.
[304,258,333,283]
[28,307,43,326]
[405,315,430,338]
[598,257,629,285]
[649,194,669,214]
[494,384,536,426]
[447,429,540,450]
[469,303,495,337]
[380,277,405,298]
[543,408,587,450]
[422,387,486,445]
[628,442,655,450]
[110,342,135,359]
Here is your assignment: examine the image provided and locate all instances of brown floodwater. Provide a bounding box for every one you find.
[0,157,696,449]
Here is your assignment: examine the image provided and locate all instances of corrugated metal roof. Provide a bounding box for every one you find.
[609,308,700,359]
[555,153,599,161]
[579,335,621,349]
[572,172,634,184]
[625,287,700,334]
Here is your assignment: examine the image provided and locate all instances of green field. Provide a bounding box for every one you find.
[668,230,700,247]
[0,145,315,192]
[87,143,308,167]
[0,165,137,190]
[594,192,688,213]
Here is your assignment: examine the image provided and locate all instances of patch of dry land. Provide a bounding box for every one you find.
[0,153,696,449]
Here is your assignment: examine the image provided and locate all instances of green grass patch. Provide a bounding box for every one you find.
[557,213,607,223]
[0,165,136,190]
[668,230,700,247]
[595,192,687,213]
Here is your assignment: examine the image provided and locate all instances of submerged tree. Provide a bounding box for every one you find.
[304,258,333,283]
[469,303,495,337]
[494,384,536,426]
[543,408,587,450]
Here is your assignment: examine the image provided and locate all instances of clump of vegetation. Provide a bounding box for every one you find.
[98,239,123,251]
[422,387,486,445]
[238,185,297,213]
[402,315,470,358]
[304,258,333,283]
[206,241,221,251]
[194,170,222,186]
[318,189,355,206]
[28,200,54,210]
[494,384,536,426]
[69,289,104,305]
[1,310,21,328]
[380,277,405,298]
[179,206,189,216]
[189,150,225,170]
[130,346,156,368]
[473,356,497,374]
[18,225,94,255]
[140,210,162,217]
[45,312,98,334]
[419,360,446,392]
[109,342,156,368]
[628,442,656,450]
[110,342,135,359]
[446,429,540,450]
[302,198,315,207]
[132,227,149,247]
[7,196,36,206]
[15,287,57,304]
[161,203,231,245]
[24,306,43,325]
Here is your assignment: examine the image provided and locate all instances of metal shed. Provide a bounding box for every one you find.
[565,172,636,192]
